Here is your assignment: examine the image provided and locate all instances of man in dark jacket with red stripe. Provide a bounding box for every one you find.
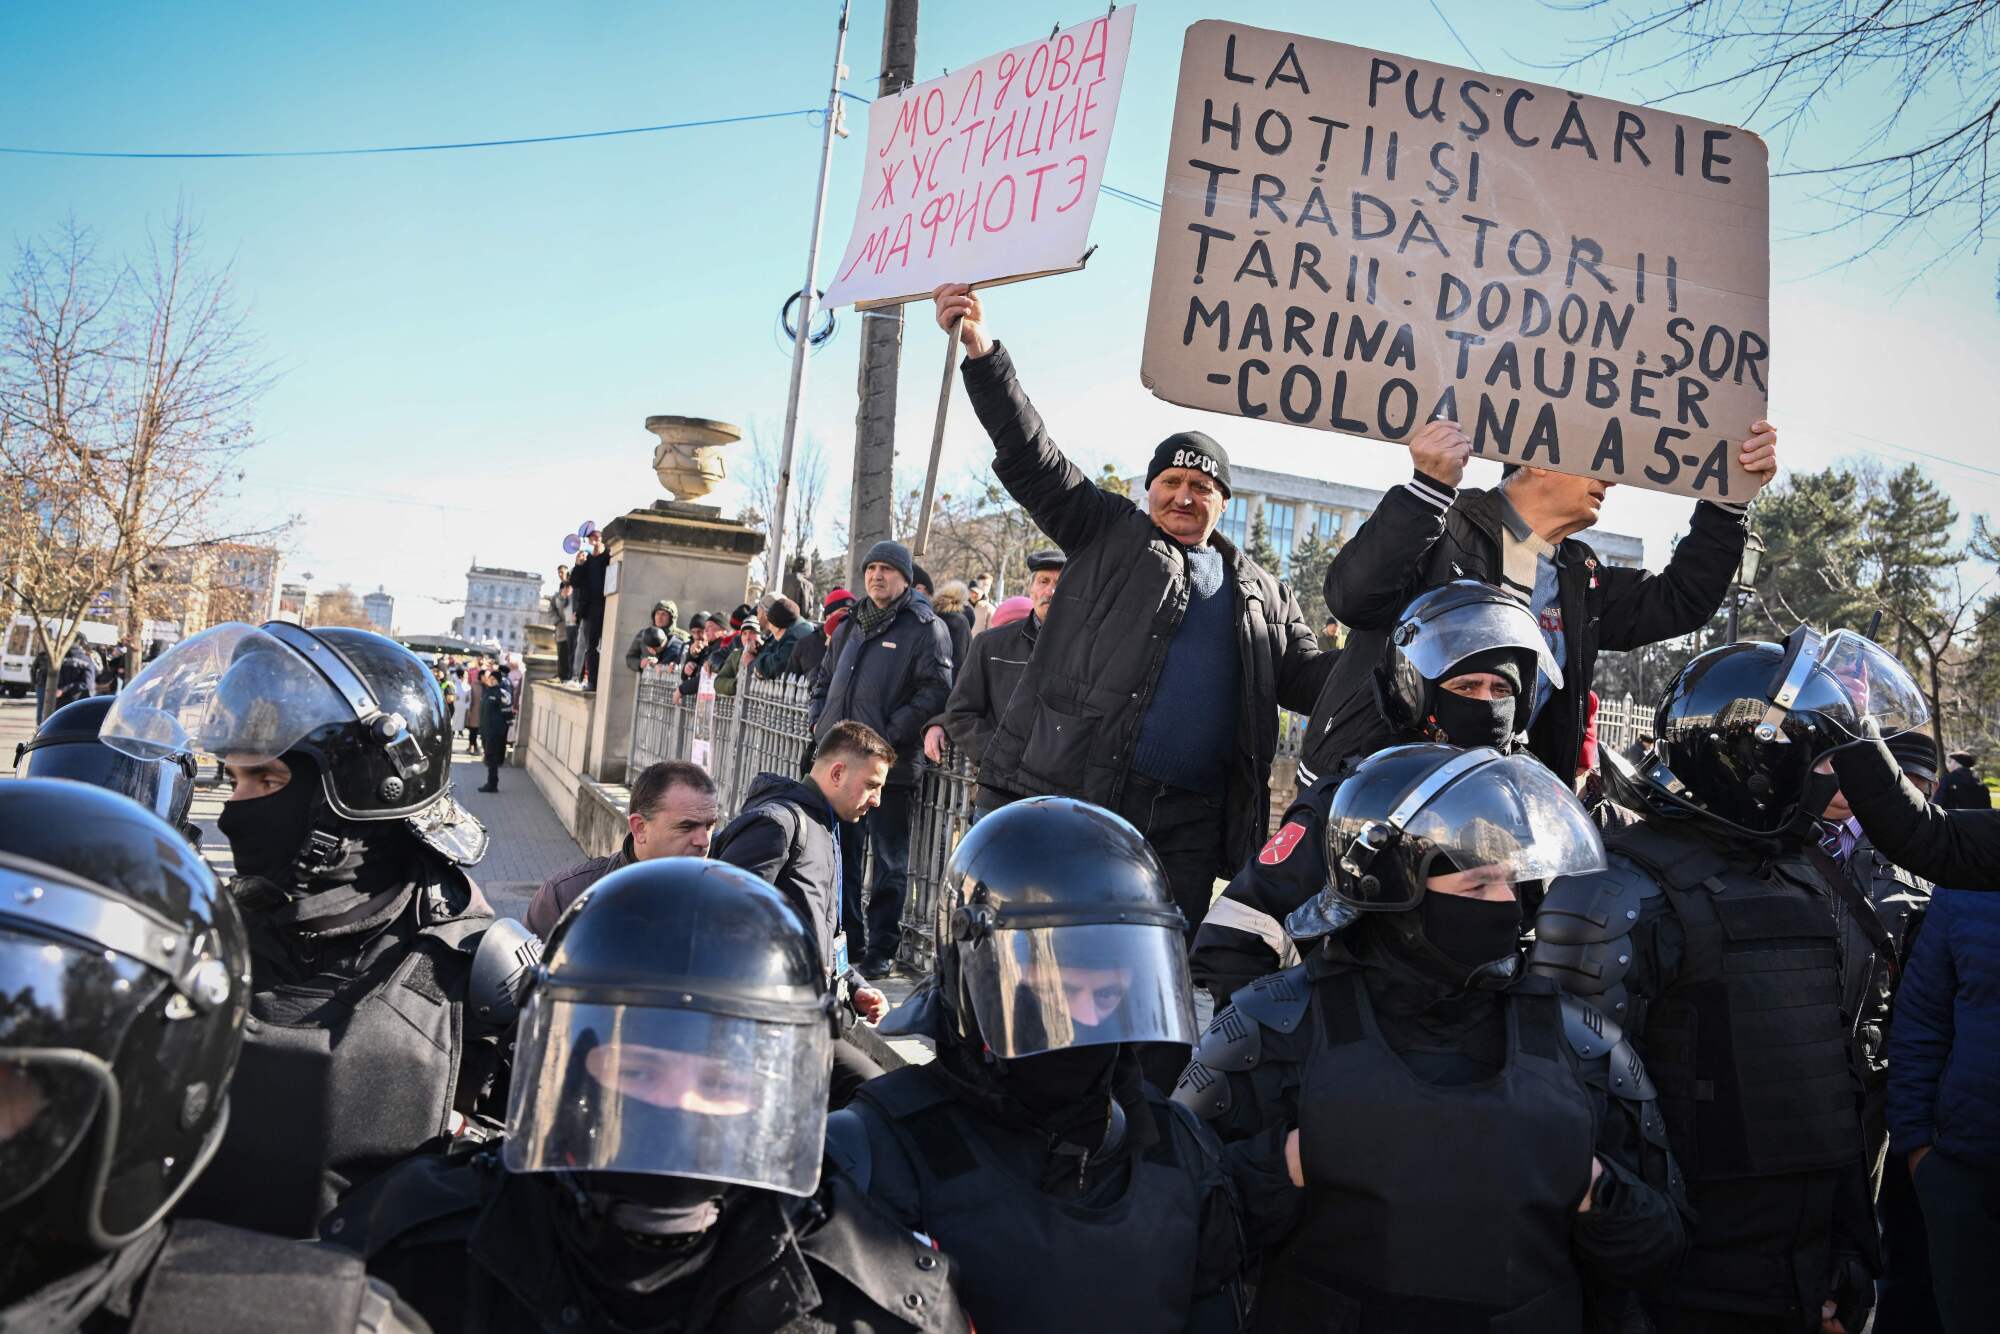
[935,284,1337,936]
[1301,415,1778,784]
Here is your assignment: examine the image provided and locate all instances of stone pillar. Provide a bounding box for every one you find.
[587,501,764,783]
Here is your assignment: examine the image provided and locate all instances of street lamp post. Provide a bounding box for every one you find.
[1725,530,1766,644]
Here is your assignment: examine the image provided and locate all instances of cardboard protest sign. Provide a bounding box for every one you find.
[822,6,1137,310]
[1140,23,1771,501]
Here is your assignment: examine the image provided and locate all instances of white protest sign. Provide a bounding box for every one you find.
[822,7,1138,309]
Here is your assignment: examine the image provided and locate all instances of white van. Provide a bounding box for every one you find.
[0,615,124,697]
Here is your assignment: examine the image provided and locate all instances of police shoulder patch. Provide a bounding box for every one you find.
[1259,820,1308,866]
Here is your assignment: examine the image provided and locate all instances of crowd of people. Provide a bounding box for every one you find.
[2,277,1998,1333]
[27,633,169,719]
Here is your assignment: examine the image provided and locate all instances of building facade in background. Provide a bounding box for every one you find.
[362,586,394,634]
[1125,464,1644,578]
[463,565,542,652]
[120,541,283,641]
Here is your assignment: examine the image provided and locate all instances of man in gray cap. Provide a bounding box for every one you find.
[933,283,1335,936]
[925,549,1065,811]
[808,537,954,976]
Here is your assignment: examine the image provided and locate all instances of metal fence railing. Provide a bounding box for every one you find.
[627,667,976,969]
[1593,693,1646,758]
[625,669,1641,967]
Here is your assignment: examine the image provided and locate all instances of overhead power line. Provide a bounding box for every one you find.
[0,98,1166,210]
[0,109,824,160]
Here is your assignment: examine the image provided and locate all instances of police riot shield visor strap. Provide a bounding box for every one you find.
[0,931,159,1213]
[961,921,1198,1060]
[502,997,829,1198]
[1393,596,1564,690]
[101,623,356,765]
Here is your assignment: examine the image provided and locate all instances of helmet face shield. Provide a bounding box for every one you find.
[18,743,195,829]
[101,624,354,765]
[1329,747,1606,911]
[502,997,829,1198]
[1788,629,1929,741]
[0,930,158,1215]
[1393,588,1563,690]
[961,921,1197,1059]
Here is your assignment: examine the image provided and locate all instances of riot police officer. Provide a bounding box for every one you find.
[1532,627,1931,1333]
[1192,580,1563,1007]
[0,780,427,1332]
[1176,744,1684,1332]
[322,859,970,1333]
[827,797,1248,1334]
[102,621,538,1237]
[13,693,201,847]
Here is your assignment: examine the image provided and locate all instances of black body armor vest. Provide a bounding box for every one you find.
[1614,824,1861,1182]
[180,872,497,1237]
[1256,970,1593,1334]
[848,1063,1205,1334]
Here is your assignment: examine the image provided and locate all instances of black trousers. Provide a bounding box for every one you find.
[555,637,572,681]
[1114,772,1227,938]
[481,729,508,787]
[1879,1148,1943,1333]
[839,782,914,965]
[574,615,599,686]
[830,1036,887,1110]
[1915,1149,2000,1334]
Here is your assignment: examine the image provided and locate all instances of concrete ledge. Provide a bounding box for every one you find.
[574,778,630,858]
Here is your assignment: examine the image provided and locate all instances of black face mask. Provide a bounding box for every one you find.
[585,1172,726,1239]
[1426,688,1517,749]
[1417,891,1523,968]
[999,1044,1119,1115]
[216,761,320,881]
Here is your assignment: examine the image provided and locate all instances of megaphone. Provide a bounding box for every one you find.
[562,533,582,554]
[577,520,598,538]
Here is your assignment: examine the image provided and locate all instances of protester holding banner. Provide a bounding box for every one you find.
[1300,417,1776,786]
[936,283,1337,937]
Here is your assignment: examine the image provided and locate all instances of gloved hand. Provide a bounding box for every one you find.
[1821,1252,1875,1333]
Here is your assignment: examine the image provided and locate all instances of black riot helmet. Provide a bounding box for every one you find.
[935,797,1197,1058]
[101,621,486,866]
[640,626,668,653]
[1375,581,1560,743]
[14,695,199,845]
[0,780,250,1252]
[1641,626,1929,837]
[505,859,834,1201]
[1315,744,1605,914]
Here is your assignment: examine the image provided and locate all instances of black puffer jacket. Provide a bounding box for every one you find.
[960,342,1336,866]
[808,592,954,787]
[709,771,843,977]
[1306,481,1746,782]
[939,613,1040,770]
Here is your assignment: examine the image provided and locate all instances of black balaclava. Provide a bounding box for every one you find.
[999,1044,1120,1118]
[1424,646,1531,749]
[1416,891,1525,970]
[216,752,323,881]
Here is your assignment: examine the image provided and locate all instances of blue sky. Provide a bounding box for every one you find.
[5,1,1996,633]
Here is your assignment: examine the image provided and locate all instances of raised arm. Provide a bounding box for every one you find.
[937,283,1120,553]
[1323,420,1472,630]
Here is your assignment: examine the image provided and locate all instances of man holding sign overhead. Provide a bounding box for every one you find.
[1302,416,1776,785]
[934,283,1335,937]
[1134,21,1786,788]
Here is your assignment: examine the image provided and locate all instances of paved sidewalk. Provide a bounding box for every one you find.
[444,748,583,920]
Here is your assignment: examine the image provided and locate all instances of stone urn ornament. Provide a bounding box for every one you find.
[647,416,742,501]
